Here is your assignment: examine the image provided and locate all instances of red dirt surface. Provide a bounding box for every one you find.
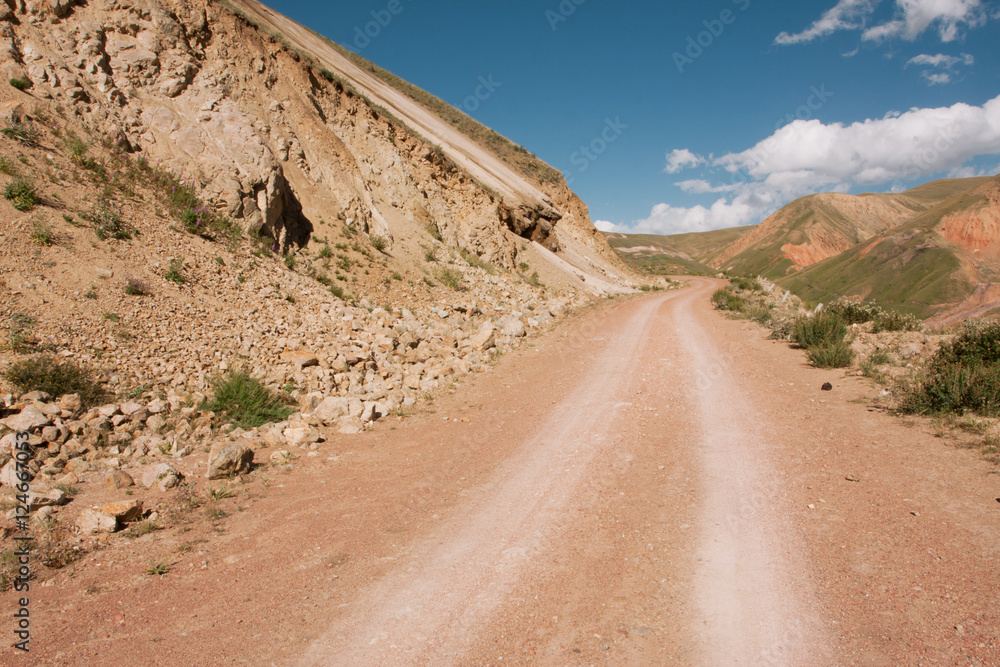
[8,279,1000,665]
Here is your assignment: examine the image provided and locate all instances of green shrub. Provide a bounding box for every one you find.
[3,355,104,405]
[123,278,150,296]
[370,234,388,253]
[745,304,772,326]
[4,179,38,211]
[901,321,1000,416]
[792,311,848,349]
[7,313,35,352]
[459,248,496,274]
[729,276,761,292]
[202,369,292,429]
[711,288,745,312]
[436,267,465,290]
[806,340,855,368]
[8,78,31,91]
[1,121,40,146]
[164,258,185,285]
[29,218,54,245]
[88,198,132,240]
[826,300,920,333]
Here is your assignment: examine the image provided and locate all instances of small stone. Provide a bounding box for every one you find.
[26,489,68,511]
[120,401,144,417]
[99,499,143,522]
[207,442,254,479]
[141,463,178,488]
[283,424,320,448]
[313,397,349,424]
[2,405,51,432]
[76,509,118,534]
[821,382,833,391]
[279,351,319,370]
[146,414,167,433]
[58,394,82,414]
[845,474,861,482]
[106,470,135,489]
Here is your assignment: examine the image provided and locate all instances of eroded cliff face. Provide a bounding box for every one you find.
[0,0,630,282]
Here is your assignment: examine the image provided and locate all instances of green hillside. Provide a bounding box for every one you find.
[779,175,1000,318]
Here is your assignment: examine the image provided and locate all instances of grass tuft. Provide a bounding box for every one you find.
[202,369,293,429]
[4,179,38,211]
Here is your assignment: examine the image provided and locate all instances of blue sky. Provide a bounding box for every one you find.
[266,0,1000,235]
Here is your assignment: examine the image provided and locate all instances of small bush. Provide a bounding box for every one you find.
[459,248,496,274]
[826,299,920,333]
[7,313,35,352]
[424,247,437,263]
[164,258,185,285]
[29,218,54,246]
[745,304,772,325]
[123,278,150,296]
[712,288,745,312]
[319,68,336,82]
[3,355,104,405]
[0,156,14,175]
[806,340,855,368]
[1,121,40,146]
[792,312,848,349]
[83,287,98,300]
[202,369,293,429]
[901,321,1000,416]
[8,78,31,91]
[436,267,465,291]
[729,276,762,292]
[4,179,38,211]
[370,235,388,253]
[88,198,132,240]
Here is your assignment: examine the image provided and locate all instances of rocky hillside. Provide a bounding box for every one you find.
[0,0,651,575]
[708,177,992,279]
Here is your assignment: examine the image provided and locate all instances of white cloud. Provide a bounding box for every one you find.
[774,0,878,45]
[617,95,1000,236]
[922,71,953,84]
[862,0,987,41]
[675,179,741,194]
[716,94,1000,185]
[905,52,974,85]
[664,148,705,174]
[593,220,617,232]
[627,199,760,236]
[906,52,974,67]
[776,0,988,45]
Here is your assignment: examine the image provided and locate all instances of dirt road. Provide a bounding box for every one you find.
[23,279,1000,665]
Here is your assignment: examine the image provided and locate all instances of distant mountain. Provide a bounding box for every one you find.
[779,175,1000,322]
[708,177,993,279]
[604,227,748,276]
